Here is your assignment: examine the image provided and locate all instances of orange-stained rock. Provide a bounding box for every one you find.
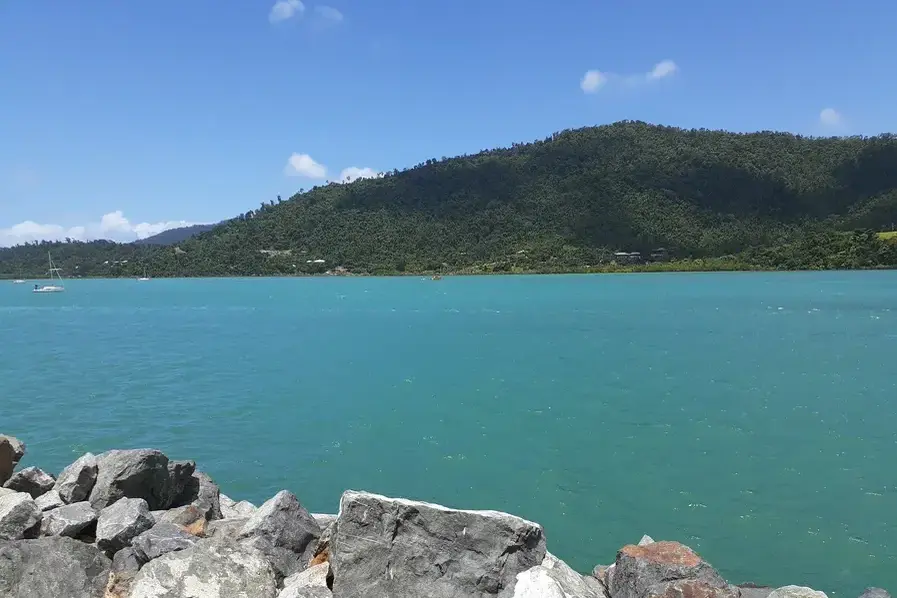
[609,541,727,598]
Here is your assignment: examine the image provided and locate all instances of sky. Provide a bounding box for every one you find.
[1,0,896,246]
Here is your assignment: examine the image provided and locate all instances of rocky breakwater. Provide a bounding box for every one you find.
[0,434,892,598]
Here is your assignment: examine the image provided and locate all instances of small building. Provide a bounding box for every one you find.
[650,248,670,262]
[613,251,642,264]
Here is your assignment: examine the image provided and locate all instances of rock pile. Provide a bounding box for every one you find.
[0,434,891,598]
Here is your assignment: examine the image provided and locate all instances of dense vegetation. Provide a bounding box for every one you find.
[3,121,897,279]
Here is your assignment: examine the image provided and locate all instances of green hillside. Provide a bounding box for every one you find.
[3,121,897,278]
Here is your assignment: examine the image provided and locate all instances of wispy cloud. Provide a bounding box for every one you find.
[314,5,344,22]
[580,71,607,93]
[284,153,328,178]
[819,107,844,128]
[580,59,679,94]
[339,167,382,183]
[269,0,305,23]
[0,211,198,247]
[283,153,379,183]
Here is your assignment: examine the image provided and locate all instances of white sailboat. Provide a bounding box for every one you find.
[12,279,26,284]
[137,267,150,282]
[33,252,65,293]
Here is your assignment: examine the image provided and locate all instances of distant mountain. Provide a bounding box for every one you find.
[135,223,217,245]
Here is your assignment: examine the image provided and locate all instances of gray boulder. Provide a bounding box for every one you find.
[131,522,198,562]
[89,449,173,510]
[238,490,321,579]
[859,590,891,598]
[154,503,208,536]
[167,460,196,502]
[3,466,56,498]
[173,470,222,520]
[279,588,332,598]
[96,497,155,552]
[767,587,829,598]
[35,489,65,511]
[39,501,97,537]
[330,490,546,598]
[221,493,257,518]
[206,516,249,541]
[106,546,144,598]
[54,452,98,503]
[0,492,41,540]
[127,540,277,598]
[608,541,727,598]
[282,561,330,589]
[639,535,655,546]
[312,513,337,530]
[0,536,111,598]
[513,552,607,598]
[0,434,25,485]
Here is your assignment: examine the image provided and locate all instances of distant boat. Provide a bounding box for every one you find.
[32,252,65,293]
[431,275,443,281]
[12,279,25,284]
[137,267,150,282]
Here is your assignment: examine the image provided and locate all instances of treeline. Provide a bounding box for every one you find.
[3,121,897,278]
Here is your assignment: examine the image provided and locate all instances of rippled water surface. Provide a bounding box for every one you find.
[2,272,895,595]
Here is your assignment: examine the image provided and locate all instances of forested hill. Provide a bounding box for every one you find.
[134,224,217,246]
[3,121,897,278]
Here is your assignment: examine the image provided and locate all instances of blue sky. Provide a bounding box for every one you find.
[1,0,895,245]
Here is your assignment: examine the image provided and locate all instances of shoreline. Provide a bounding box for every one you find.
[3,264,897,283]
[0,436,892,598]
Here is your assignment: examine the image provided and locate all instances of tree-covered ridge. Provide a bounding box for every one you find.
[3,121,897,278]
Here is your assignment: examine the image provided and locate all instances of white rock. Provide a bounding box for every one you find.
[768,586,829,598]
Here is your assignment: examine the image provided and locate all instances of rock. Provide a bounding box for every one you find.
[609,541,727,598]
[643,580,740,598]
[174,470,222,520]
[112,545,145,574]
[89,449,173,510]
[738,586,774,598]
[312,513,337,529]
[0,434,26,485]
[39,501,97,537]
[96,497,155,553]
[282,562,330,590]
[127,540,277,598]
[859,590,891,598]
[238,490,321,579]
[279,588,332,598]
[221,493,258,518]
[155,503,208,536]
[0,487,17,498]
[3,466,56,498]
[35,489,65,511]
[592,564,609,585]
[639,535,655,546]
[767,587,829,598]
[310,517,334,567]
[330,490,546,598]
[513,552,607,598]
[0,536,111,598]
[167,460,196,501]
[54,452,98,504]
[131,521,199,562]
[0,492,41,540]
[206,516,249,541]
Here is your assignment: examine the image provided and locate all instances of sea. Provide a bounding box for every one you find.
[1,272,895,595]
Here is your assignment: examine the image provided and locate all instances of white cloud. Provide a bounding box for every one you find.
[315,5,344,22]
[581,59,679,93]
[269,0,305,23]
[339,167,382,183]
[0,211,197,247]
[580,70,607,94]
[648,59,678,80]
[284,153,328,178]
[819,107,843,127]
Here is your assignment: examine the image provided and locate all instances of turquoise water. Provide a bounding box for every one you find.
[1,273,895,595]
